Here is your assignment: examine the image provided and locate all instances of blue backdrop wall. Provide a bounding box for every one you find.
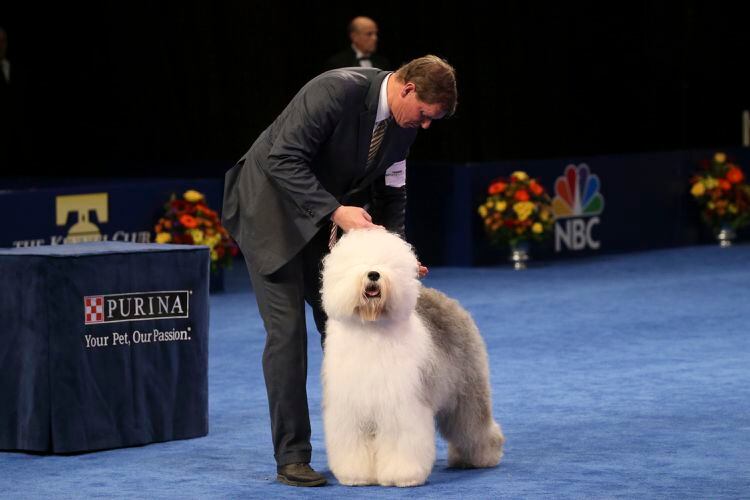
[406,147,750,266]
[2,148,749,265]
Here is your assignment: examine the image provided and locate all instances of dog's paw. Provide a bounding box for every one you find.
[393,476,428,488]
[335,475,376,486]
[331,462,376,486]
[377,460,430,487]
[378,471,428,488]
[447,429,504,469]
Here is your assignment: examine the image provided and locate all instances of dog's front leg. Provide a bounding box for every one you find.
[375,403,435,487]
[325,411,377,486]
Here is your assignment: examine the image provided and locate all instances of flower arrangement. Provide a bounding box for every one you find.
[477,170,554,248]
[689,152,750,234]
[154,189,238,271]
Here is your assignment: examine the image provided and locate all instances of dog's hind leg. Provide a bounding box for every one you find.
[438,394,504,469]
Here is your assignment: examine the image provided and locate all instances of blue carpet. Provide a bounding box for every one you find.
[1,244,749,499]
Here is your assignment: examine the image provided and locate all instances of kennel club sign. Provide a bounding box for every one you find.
[2,179,223,249]
[551,163,605,252]
[83,290,193,349]
[12,193,152,247]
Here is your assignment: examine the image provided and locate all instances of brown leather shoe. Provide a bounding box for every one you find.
[276,463,327,487]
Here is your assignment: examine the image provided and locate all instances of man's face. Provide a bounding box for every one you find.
[351,20,378,55]
[392,83,446,129]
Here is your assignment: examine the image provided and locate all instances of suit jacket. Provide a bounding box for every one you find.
[324,47,391,71]
[222,68,418,275]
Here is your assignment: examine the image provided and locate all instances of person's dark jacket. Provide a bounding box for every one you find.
[222,68,416,275]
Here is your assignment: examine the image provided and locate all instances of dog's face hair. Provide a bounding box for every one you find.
[355,270,390,321]
[322,229,420,323]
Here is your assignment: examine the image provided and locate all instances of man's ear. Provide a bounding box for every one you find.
[401,82,416,97]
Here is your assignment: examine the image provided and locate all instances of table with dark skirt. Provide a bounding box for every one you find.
[0,242,209,453]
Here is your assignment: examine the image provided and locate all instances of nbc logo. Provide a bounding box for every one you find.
[551,164,605,252]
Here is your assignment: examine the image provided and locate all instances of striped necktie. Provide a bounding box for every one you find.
[329,117,391,250]
[366,117,390,169]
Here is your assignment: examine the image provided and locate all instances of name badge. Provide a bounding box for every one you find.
[385,160,406,188]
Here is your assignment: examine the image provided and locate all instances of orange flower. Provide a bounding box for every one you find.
[488,182,507,195]
[727,166,745,184]
[514,189,530,201]
[718,179,732,191]
[529,180,544,196]
[180,214,198,228]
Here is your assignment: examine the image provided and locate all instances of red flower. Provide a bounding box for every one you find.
[719,179,732,191]
[171,200,187,211]
[529,180,544,196]
[727,166,745,184]
[488,182,507,195]
[180,214,198,228]
[514,189,530,201]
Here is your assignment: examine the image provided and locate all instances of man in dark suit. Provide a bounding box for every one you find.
[222,55,457,487]
[324,16,391,71]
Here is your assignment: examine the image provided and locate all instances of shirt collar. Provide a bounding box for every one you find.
[376,73,392,122]
[352,44,367,60]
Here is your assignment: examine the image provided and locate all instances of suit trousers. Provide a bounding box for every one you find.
[243,226,329,467]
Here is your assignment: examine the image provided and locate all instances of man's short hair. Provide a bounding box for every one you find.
[395,55,458,117]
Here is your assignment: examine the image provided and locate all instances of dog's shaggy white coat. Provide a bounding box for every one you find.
[321,229,504,487]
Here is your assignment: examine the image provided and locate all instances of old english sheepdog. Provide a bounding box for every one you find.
[320,228,504,487]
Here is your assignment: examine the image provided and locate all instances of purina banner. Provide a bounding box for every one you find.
[1,178,223,249]
[0,242,209,452]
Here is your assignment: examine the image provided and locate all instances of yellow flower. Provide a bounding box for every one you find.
[704,177,718,189]
[190,228,204,244]
[478,205,488,217]
[729,204,738,214]
[690,182,706,197]
[714,152,726,164]
[532,222,544,234]
[707,201,715,209]
[155,232,171,244]
[210,250,218,261]
[184,190,205,203]
[511,171,529,181]
[540,209,551,221]
[495,200,507,212]
[513,201,534,221]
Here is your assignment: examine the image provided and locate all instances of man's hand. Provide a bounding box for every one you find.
[331,206,384,232]
[418,262,429,278]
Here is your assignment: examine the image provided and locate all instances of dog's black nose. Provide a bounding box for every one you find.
[367,271,380,281]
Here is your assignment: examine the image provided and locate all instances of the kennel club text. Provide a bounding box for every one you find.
[84,290,190,325]
[84,327,192,348]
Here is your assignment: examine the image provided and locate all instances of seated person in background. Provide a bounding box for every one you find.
[324,16,391,70]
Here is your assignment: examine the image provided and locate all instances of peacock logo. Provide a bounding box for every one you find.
[552,164,604,217]
[552,164,604,251]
